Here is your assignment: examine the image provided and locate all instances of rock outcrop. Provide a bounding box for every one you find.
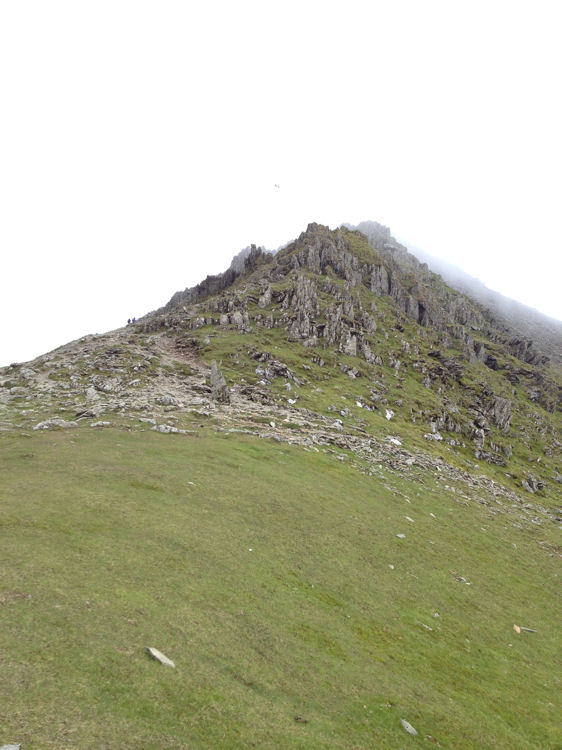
[210,360,229,403]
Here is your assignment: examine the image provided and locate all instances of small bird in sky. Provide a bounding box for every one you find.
[274,184,280,189]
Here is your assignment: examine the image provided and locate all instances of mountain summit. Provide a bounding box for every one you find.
[2,221,560,499]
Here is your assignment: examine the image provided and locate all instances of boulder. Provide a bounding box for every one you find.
[146,647,175,668]
[33,418,77,430]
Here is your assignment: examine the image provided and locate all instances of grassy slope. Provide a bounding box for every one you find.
[173,312,560,509]
[1,427,560,748]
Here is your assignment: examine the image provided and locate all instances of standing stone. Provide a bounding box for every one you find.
[210,360,230,403]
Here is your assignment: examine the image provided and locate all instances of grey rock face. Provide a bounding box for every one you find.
[522,475,544,493]
[210,360,230,403]
[472,427,486,449]
[288,275,319,341]
[370,265,390,296]
[230,310,244,329]
[359,340,376,364]
[474,449,506,466]
[258,284,272,308]
[508,338,548,366]
[341,333,357,357]
[324,303,344,346]
[486,396,511,432]
[361,311,377,333]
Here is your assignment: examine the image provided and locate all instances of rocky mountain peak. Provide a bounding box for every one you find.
[1,220,560,508]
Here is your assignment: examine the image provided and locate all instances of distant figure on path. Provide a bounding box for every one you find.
[127,318,131,325]
[132,317,136,324]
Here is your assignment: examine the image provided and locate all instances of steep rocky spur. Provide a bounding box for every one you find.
[2,222,559,521]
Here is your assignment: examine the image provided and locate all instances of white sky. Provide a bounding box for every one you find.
[1,1,561,367]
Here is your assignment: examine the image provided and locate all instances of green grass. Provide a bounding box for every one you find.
[186,320,560,508]
[1,427,560,748]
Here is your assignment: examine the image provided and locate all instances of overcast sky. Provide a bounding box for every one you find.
[1,1,560,367]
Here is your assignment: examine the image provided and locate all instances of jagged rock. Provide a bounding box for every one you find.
[92,376,121,394]
[486,396,512,432]
[428,350,464,381]
[474,450,506,466]
[359,340,376,364]
[522,476,544,493]
[258,284,272,308]
[155,394,180,407]
[210,361,230,403]
[424,432,443,441]
[361,311,377,333]
[324,303,343,345]
[288,275,319,341]
[75,405,103,419]
[371,265,390,295]
[341,333,357,357]
[231,310,244,329]
[472,428,486,449]
[429,410,462,434]
[508,338,548,366]
[248,350,295,380]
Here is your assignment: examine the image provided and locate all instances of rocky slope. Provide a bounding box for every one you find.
[1,222,560,516]
[390,233,562,366]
